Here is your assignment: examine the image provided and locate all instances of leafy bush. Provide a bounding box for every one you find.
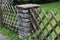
[13,0,57,5]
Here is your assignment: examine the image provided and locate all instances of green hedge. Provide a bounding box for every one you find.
[13,0,57,5]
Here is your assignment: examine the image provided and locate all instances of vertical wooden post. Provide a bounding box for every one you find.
[16,4,40,40]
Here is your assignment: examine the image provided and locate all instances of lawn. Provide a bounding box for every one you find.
[41,2,60,20]
[0,2,60,40]
[0,25,18,40]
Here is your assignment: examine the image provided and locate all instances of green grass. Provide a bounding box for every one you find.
[0,25,18,40]
[0,2,60,40]
[41,2,60,20]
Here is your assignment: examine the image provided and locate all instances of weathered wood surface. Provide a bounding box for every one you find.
[16,4,40,9]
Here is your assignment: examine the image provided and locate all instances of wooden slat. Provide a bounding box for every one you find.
[29,9,40,30]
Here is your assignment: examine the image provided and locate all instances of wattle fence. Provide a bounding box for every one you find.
[0,0,18,32]
[0,0,60,40]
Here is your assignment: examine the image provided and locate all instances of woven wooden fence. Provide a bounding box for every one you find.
[30,9,60,40]
[38,9,60,40]
[0,0,60,40]
[0,0,18,32]
[27,8,60,40]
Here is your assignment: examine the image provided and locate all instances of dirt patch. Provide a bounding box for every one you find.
[0,34,9,40]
